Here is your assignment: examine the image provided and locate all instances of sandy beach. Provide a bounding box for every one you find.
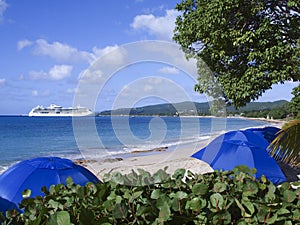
[80,139,214,180]
[77,121,299,183]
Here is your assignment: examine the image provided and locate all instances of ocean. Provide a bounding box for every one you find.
[0,116,269,173]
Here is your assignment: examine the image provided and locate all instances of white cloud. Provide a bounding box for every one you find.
[158,66,180,75]
[33,39,94,63]
[131,9,180,40]
[29,64,73,81]
[92,45,126,66]
[0,78,6,85]
[92,45,120,58]
[18,38,126,67]
[78,45,127,83]
[77,69,103,83]
[17,39,33,50]
[49,65,72,80]
[0,0,8,22]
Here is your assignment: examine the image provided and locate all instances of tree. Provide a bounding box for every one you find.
[289,85,300,117]
[174,0,300,108]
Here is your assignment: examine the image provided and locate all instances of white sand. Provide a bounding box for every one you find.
[83,140,214,180]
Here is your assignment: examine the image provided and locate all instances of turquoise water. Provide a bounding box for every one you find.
[0,116,268,172]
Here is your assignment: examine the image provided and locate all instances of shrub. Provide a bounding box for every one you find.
[1,167,299,224]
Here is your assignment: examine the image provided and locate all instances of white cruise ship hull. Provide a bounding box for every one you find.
[28,104,94,117]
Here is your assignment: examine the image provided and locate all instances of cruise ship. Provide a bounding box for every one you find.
[28,104,94,117]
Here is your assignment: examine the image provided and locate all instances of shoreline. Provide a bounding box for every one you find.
[79,121,286,181]
[81,139,215,180]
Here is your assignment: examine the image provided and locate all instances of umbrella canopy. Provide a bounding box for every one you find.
[245,126,280,144]
[0,196,19,213]
[0,157,100,207]
[192,140,286,184]
[210,129,270,148]
[198,130,270,164]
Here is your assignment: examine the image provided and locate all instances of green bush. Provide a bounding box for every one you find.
[1,167,299,224]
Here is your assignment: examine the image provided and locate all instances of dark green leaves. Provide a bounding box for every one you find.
[2,167,299,224]
[174,0,300,108]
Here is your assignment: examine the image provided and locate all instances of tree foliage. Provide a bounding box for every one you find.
[174,0,300,108]
[289,85,300,117]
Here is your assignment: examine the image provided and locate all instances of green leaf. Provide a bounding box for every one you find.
[243,201,255,217]
[151,189,161,200]
[158,202,171,222]
[266,214,278,224]
[136,205,151,217]
[153,169,170,183]
[175,191,188,200]
[46,211,73,225]
[243,181,258,196]
[132,190,143,200]
[277,208,290,215]
[48,199,60,210]
[22,189,31,198]
[213,182,226,193]
[86,182,97,194]
[66,177,74,187]
[172,168,186,180]
[115,195,122,204]
[112,203,128,219]
[192,183,208,196]
[210,193,224,210]
[187,197,202,211]
[283,190,296,203]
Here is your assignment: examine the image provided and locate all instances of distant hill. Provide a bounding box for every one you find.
[98,100,288,116]
[227,100,288,113]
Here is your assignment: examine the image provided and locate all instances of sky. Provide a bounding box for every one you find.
[0,0,298,115]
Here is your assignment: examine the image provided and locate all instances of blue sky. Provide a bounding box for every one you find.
[0,0,298,115]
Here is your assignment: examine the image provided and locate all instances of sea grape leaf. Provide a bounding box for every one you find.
[213,182,226,193]
[175,191,188,200]
[192,183,208,196]
[210,193,224,210]
[46,211,73,225]
[242,201,255,217]
[283,190,296,203]
[172,168,186,180]
[188,197,202,211]
[66,177,74,187]
[151,189,161,200]
[112,203,128,219]
[242,181,258,196]
[158,202,171,222]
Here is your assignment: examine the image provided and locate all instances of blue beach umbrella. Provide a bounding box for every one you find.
[245,126,280,144]
[0,196,19,213]
[192,140,286,184]
[0,157,100,208]
[209,129,270,149]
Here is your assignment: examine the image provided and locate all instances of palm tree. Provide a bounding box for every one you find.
[269,119,300,168]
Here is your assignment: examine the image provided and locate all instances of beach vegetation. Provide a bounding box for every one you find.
[270,119,300,168]
[173,0,300,109]
[1,167,299,224]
